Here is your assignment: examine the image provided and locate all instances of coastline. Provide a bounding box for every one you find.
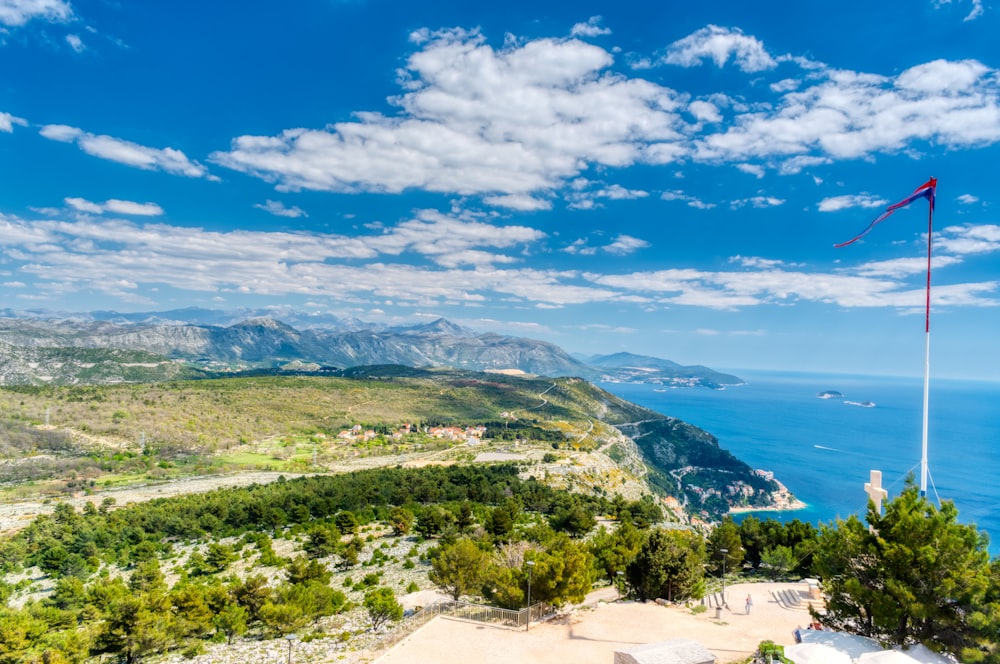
[728,478,807,516]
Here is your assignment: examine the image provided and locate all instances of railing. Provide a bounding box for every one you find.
[367,600,553,660]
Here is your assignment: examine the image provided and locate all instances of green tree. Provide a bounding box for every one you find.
[813,482,999,659]
[204,543,237,573]
[759,545,795,581]
[416,506,452,538]
[128,560,165,595]
[483,562,523,609]
[389,507,414,536]
[334,511,359,535]
[304,523,342,559]
[590,520,644,583]
[429,538,489,600]
[48,577,86,612]
[339,537,363,569]
[707,517,744,577]
[258,599,308,636]
[231,574,271,623]
[214,602,248,644]
[0,610,47,662]
[550,504,596,538]
[285,556,331,586]
[455,501,475,531]
[364,587,403,631]
[738,515,766,569]
[169,584,214,639]
[627,528,706,602]
[98,595,172,664]
[524,535,594,607]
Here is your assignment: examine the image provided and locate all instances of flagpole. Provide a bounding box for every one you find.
[920,182,934,497]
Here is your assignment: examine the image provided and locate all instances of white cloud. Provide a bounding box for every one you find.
[695,58,1000,166]
[661,189,715,209]
[104,199,164,216]
[211,27,686,203]
[664,25,777,73]
[896,58,988,94]
[570,16,611,38]
[368,208,546,266]
[567,183,648,209]
[603,235,649,255]
[0,111,27,132]
[730,195,784,209]
[688,100,722,123]
[65,197,164,216]
[818,194,887,212]
[39,124,209,178]
[730,255,790,269]
[936,223,1000,254]
[482,194,552,211]
[0,0,72,27]
[849,255,963,278]
[254,200,308,218]
[199,25,1000,206]
[2,207,997,314]
[936,0,986,21]
[965,0,985,20]
[591,265,998,310]
[64,197,103,214]
[736,163,765,178]
[770,78,800,93]
[38,124,82,142]
[956,194,980,204]
[65,33,84,52]
[779,156,832,175]
[563,238,597,256]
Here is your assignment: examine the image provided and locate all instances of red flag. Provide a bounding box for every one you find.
[835,178,937,248]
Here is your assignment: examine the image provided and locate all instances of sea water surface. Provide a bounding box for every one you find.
[602,372,1000,553]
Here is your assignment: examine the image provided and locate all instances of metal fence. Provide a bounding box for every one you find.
[368,600,553,659]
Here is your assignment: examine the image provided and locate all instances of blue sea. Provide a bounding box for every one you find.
[602,371,1000,554]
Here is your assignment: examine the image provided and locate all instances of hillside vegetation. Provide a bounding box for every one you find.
[0,367,776,519]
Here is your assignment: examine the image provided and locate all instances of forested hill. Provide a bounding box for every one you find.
[0,367,781,519]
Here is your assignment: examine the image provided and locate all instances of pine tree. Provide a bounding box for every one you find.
[627,528,706,602]
[814,482,1000,660]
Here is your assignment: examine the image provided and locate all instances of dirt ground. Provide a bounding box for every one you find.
[374,582,814,664]
[0,472,301,533]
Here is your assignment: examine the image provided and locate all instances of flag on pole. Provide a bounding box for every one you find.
[834,178,937,248]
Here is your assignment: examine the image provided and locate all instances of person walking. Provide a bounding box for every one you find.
[745,594,753,615]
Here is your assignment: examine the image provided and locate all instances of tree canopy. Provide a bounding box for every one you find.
[813,482,1000,661]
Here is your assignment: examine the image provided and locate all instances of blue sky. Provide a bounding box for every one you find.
[2,0,999,379]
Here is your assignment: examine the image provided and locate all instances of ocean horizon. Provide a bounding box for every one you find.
[602,371,1000,554]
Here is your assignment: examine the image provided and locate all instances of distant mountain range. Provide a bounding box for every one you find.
[0,308,743,387]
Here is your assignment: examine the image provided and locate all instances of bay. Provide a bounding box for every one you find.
[602,371,1000,553]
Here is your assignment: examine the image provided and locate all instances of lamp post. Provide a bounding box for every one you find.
[720,548,728,608]
[285,633,298,664]
[525,560,535,631]
[616,570,624,600]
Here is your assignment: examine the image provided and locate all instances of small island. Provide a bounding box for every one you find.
[817,390,843,399]
[845,400,876,408]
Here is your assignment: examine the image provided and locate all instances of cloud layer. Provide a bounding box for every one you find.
[1,209,995,312]
[196,25,1000,209]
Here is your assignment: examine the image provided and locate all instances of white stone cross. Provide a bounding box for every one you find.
[865,469,888,516]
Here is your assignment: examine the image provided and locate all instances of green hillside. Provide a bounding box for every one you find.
[0,367,779,518]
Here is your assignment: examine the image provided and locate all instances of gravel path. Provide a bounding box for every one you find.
[0,472,301,533]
